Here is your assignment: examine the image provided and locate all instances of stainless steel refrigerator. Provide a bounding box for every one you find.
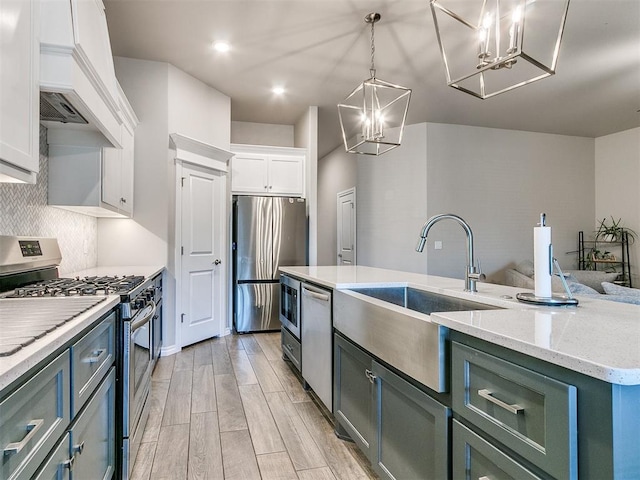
[233,196,307,333]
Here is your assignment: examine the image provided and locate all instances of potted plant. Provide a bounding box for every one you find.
[595,217,637,244]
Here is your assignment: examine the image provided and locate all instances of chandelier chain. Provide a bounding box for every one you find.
[370,19,376,76]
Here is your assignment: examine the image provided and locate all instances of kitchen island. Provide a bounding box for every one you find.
[280,265,640,480]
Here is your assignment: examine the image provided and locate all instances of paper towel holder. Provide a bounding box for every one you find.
[517,258,579,306]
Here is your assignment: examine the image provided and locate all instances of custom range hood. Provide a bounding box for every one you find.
[40,0,122,148]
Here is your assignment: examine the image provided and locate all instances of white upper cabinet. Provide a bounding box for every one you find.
[231,144,305,197]
[48,84,138,217]
[0,0,39,183]
[101,84,137,215]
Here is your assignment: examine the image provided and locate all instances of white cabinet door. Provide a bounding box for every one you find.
[101,145,121,210]
[230,145,305,197]
[0,0,39,183]
[268,155,303,195]
[231,153,268,193]
[118,124,134,215]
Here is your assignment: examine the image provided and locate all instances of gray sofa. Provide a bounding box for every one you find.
[503,260,640,305]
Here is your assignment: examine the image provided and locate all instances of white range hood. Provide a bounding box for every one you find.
[40,0,122,148]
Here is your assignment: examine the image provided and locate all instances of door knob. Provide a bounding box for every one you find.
[213,259,222,265]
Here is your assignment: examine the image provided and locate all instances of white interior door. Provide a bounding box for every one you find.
[337,187,356,265]
[180,164,225,347]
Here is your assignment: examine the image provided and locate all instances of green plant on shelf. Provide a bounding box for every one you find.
[595,217,637,244]
[582,248,618,272]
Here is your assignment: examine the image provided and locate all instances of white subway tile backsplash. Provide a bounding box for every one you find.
[0,126,97,274]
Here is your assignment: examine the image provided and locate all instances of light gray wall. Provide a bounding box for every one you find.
[426,123,595,282]
[354,122,596,282]
[231,121,294,147]
[595,127,640,285]
[317,144,357,265]
[99,57,169,267]
[295,107,319,265]
[357,123,430,273]
[98,57,231,351]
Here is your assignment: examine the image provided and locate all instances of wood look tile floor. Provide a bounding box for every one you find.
[131,332,378,480]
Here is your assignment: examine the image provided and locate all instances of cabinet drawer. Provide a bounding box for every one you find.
[452,420,542,480]
[71,311,115,416]
[32,433,71,480]
[70,367,116,480]
[281,327,301,372]
[0,350,70,480]
[452,342,577,480]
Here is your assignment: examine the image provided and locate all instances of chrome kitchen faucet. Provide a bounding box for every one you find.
[416,214,485,292]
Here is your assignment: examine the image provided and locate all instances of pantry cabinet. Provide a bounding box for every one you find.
[334,333,450,480]
[0,0,39,183]
[231,144,305,197]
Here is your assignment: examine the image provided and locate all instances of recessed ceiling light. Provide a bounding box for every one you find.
[272,87,285,95]
[213,42,230,53]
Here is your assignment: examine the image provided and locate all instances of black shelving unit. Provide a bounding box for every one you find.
[578,230,632,287]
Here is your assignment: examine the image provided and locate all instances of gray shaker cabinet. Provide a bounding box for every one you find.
[334,332,450,480]
[333,332,375,459]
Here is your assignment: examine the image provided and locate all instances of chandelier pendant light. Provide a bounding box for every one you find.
[430,0,570,99]
[338,13,411,156]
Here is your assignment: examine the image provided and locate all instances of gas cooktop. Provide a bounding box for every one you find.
[3,275,146,298]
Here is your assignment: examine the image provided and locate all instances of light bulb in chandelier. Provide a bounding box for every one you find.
[337,12,411,155]
[360,109,385,140]
[431,0,570,99]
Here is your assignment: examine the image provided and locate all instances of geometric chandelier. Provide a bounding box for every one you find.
[338,13,411,155]
[430,0,571,99]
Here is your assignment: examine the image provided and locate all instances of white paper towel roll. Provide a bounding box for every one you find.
[534,226,552,298]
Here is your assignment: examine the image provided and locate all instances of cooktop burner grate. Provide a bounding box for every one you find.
[4,275,146,298]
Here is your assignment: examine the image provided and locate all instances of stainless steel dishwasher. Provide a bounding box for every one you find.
[300,281,333,411]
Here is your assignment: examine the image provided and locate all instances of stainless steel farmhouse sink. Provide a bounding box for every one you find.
[333,287,503,393]
[350,286,500,315]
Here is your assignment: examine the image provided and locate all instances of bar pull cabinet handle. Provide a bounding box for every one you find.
[478,477,491,480]
[83,348,107,364]
[3,419,44,455]
[477,389,524,415]
[301,285,330,302]
[365,369,377,384]
[63,455,75,471]
[73,441,85,455]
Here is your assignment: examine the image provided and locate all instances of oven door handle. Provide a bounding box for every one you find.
[131,301,157,332]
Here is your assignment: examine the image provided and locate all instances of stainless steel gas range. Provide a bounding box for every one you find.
[0,236,163,480]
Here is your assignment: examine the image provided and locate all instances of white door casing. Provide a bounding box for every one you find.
[337,187,356,265]
[180,164,225,347]
[171,133,233,353]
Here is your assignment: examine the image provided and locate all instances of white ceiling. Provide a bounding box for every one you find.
[103,0,640,158]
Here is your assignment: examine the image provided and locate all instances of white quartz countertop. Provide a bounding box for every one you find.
[65,265,165,279]
[280,265,640,385]
[0,295,120,392]
[0,265,165,393]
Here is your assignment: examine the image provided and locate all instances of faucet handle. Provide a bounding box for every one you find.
[469,259,486,282]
